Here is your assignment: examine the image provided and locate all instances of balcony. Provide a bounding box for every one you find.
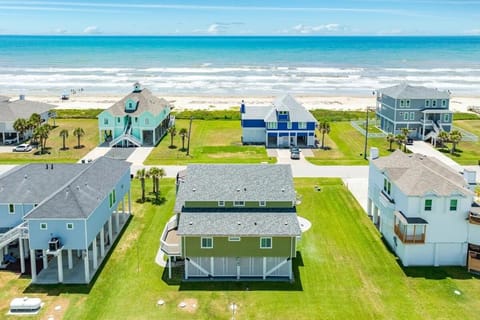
[470,212,480,225]
[160,216,181,256]
[394,225,426,244]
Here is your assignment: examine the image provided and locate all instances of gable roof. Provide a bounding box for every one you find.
[378,83,450,100]
[0,99,55,122]
[372,150,471,197]
[101,87,171,117]
[22,157,130,220]
[175,164,296,212]
[241,106,272,120]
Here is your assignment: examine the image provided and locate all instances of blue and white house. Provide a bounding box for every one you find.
[241,94,318,148]
[0,157,132,284]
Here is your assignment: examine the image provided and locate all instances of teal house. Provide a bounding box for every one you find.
[98,83,173,147]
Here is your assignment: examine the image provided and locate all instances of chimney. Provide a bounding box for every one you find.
[240,100,245,114]
[19,94,25,101]
[463,169,477,191]
[370,147,379,161]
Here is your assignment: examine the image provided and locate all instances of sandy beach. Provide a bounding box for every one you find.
[3,93,479,113]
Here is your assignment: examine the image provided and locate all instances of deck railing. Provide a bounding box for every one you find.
[160,217,180,255]
[394,225,425,244]
[469,213,480,225]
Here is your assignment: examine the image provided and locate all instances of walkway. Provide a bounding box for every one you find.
[406,141,464,172]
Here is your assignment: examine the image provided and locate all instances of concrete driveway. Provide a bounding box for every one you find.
[407,141,463,172]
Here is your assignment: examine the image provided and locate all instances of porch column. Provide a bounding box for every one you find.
[24,239,29,258]
[84,250,90,283]
[367,198,372,216]
[115,207,120,232]
[68,249,73,269]
[77,249,81,258]
[373,206,379,225]
[433,243,439,267]
[277,132,279,147]
[185,259,189,280]
[108,216,113,244]
[92,237,98,269]
[128,190,132,214]
[3,246,8,255]
[19,237,25,273]
[43,250,48,269]
[168,256,172,279]
[262,257,267,280]
[57,250,63,283]
[30,249,37,282]
[100,227,105,257]
[288,259,293,280]
[122,198,125,214]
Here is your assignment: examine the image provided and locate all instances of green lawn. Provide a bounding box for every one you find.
[144,120,274,165]
[438,120,480,165]
[0,119,99,164]
[3,178,479,319]
[309,122,394,165]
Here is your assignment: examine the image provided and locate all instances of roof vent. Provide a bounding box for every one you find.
[237,188,240,192]
[189,221,193,225]
[285,222,288,225]
[76,185,80,190]
[24,174,27,179]
[244,188,247,191]
[281,188,285,192]
[192,188,196,192]
[254,222,257,226]
[237,221,241,225]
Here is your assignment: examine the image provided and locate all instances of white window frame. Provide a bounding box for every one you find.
[444,114,449,122]
[425,100,430,107]
[267,122,277,129]
[8,203,15,214]
[40,223,48,230]
[66,223,74,230]
[406,100,410,107]
[201,237,213,249]
[298,122,307,129]
[233,201,245,207]
[218,201,225,207]
[259,200,266,207]
[287,122,292,129]
[424,199,433,211]
[442,100,447,107]
[260,237,272,249]
[409,112,415,120]
[432,100,437,107]
[228,236,241,242]
[403,112,409,120]
[145,118,149,125]
[400,100,405,108]
[449,199,458,211]
[104,118,108,125]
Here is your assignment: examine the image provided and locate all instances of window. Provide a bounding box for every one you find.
[228,236,241,242]
[406,100,410,107]
[233,201,245,207]
[259,200,266,207]
[267,122,277,129]
[145,118,149,125]
[66,223,74,230]
[109,189,116,208]
[410,112,415,120]
[424,199,432,211]
[432,100,437,107]
[403,112,409,120]
[104,118,108,125]
[134,117,138,123]
[117,117,120,123]
[444,114,450,122]
[218,201,225,207]
[287,122,292,129]
[298,122,307,129]
[201,237,213,248]
[40,223,47,230]
[383,178,391,195]
[442,100,447,107]
[425,100,430,107]
[400,100,405,107]
[8,204,14,214]
[260,237,272,249]
[450,199,458,211]
[112,189,116,204]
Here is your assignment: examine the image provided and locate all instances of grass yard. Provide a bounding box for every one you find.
[0,119,98,164]
[3,178,480,319]
[144,120,274,165]
[309,122,394,165]
[438,120,480,165]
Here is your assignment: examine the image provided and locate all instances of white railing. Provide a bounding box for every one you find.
[0,222,28,249]
[109,133,142,147]
[160,217,180,255]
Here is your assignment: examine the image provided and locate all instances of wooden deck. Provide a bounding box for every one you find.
[394,225,425,244]
[161,228,181,256]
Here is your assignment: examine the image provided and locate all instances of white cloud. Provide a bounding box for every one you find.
[292,24,343,34]
[83,25,101,34]
[53,27,67,34]
[207,23,220,34]
[464,28,480,35]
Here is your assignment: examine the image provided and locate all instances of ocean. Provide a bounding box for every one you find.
[1,36,480,96]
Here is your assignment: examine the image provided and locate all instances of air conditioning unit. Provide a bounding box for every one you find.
[48,237,61,251]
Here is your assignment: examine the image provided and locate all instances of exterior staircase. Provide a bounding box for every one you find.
[0,222,28,249]
[109,121,142,147]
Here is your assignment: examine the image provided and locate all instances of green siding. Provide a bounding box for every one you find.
[184,201,293,208]
[184,236,294,257]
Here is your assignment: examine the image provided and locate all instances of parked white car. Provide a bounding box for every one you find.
[13,144,32,152]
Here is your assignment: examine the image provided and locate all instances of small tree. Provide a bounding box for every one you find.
[148,167,165,201]
[33,124,51,153]
[179,128,188,150]
[437,130,449,148]
[386,133,395,151]
[168,125,177,148]
[73,127,85,149]
[13,118,28,142]
[449,130,463,154]
[29,113,42,130]
[135,168,147,202]
[319,121,331,150]
[59,129,69,150]
[395,134,406,150]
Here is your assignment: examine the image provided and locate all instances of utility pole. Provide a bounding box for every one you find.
[364,108,369,160]
[186,116,193,156]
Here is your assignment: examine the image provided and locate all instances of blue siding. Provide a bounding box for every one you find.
[307,122,316,130]
[242,119,265,128]
[0,204,34,229]
[28,219,86,250]
[278,114,289,121]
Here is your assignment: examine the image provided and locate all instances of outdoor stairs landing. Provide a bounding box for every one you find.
[0,222,28,249]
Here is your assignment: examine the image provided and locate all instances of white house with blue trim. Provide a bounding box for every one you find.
[0,157,132,284]
[241,94,318,148]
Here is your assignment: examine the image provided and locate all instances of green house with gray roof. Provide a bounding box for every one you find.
[98,82,173,147]
[160,164,301,280]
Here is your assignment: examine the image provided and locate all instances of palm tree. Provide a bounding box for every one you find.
[59,129,69,150]
[135,168,147,202]
[73,127,85,149]
[449,130,463,154]
[401,127,410,138]
[319,121,330,149]
[29,113,42,129]
[437,130,449,148]
[168,125,177,148]
[179,128,188,150]
[33,124,51,153]
[148,167,166,201]
[13,118,28,142]
[395,134,406,150]
[386,133,395,151]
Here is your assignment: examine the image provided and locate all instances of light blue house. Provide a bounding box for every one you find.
[241,94,318,147]
[0,157,132,284]
[98,82,173,147]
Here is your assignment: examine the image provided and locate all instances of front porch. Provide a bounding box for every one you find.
[393,211,427,244]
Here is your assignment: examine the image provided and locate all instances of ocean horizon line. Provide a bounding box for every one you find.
[1,34,480,38]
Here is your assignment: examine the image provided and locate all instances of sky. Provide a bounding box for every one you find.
[0,0,479,35]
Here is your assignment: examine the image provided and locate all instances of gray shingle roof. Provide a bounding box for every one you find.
[174,164,296,212]
[100,87,171,117]
[0,99,55,122]
[242,106,271,120]
[378,83,450,99]
[177,212,301,236]
[372,150,471,197]
[24,157,130,219]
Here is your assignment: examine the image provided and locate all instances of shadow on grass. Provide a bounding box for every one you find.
[73,145,85,149]
[136,196,166,206]
[168,145,177,149]
[162,252,304,291]
[437,147,462,157]
[23,215,133,295]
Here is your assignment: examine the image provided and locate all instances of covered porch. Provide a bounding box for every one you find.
[393,211,427,244]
